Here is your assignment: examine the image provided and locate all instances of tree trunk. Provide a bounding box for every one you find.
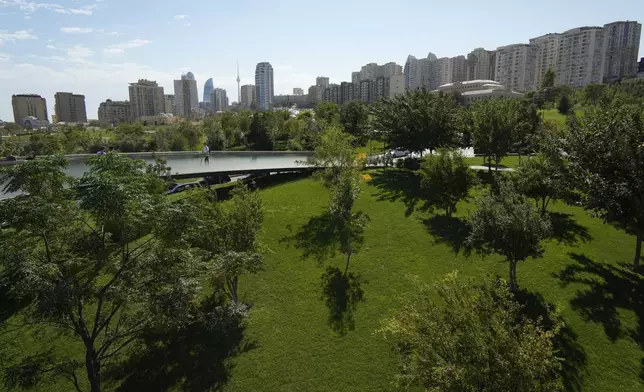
[634,232,642,269]
[344,253,352,276]
[85,345,101,392]
[508,260,518,291]
[445,205,452,218]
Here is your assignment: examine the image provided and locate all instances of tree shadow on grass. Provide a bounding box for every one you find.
[548,212,592,246]
[368,169,422,217]
[283,212,341,263]
[320,267,366,336]
[554,253,643,382]
[513,289,587,391]
[421,215,471,255]
[107,295,257,392]
[0,270,29,324]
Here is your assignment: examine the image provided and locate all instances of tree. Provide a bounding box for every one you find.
[0,154,212,392]
[541,67,556,89]
[557,94,572,115]
[379,272,562,392]
[315,101,340,125]
[512,100,541,158]
[247,112,273,151]
[419,149,477,217]
[470,99,515,171]
[339,100,370,147]
[467,180,551,291]
[565,104,644,268]
[513,153,569,216]
[372,90,459,156]
[307,127,358,188]
[582,83,607,106]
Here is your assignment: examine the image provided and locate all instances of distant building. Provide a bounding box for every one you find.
[351,72,361,85]
[529,34,560,89]
[203,78,214,103]
[451,56,468,83]
[128,79,164,120]
[323,84,340,104]
[435,80,524,107]
[316,76,330,88]
[293,87,304,95]
[359,79,372,103]
[404,55,422,90]
[340,82,358,103]
[98,99,132,125]
[467,48,496,81]
[255,62,274,110]
[603,21,642,82]
[54,92,87,123]
[273,94,309,108]
[12,94,48,124]
[638,57,644,78]
[494,44,536,92]
[164,94,175,114]
[174,73,199,117]
[240,84,256,108]
[308,85,324,104]
[556,26,605,88]
[212,88,228,112]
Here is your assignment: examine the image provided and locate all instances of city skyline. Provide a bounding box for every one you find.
[0,0,643,120]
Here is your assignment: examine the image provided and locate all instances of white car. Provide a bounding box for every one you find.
[389,149,410,158]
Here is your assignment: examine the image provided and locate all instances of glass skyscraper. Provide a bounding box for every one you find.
[203,78,214,103]
[255,62,274,111]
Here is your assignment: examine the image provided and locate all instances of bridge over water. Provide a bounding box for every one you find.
[0,151,315,200]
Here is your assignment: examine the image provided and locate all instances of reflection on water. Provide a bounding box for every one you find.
[1,152,313,200]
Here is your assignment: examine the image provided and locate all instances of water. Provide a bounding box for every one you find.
[0,151,314,200]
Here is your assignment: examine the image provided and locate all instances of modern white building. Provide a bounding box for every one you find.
[556,26,606,88]
[404,55,422,90]
[255,62,274,111]
[436,79,503,93]
[212,88,228,112]
[163,94,175,114]
[603,21,642,82]
[173,73,199,117]
[431,57,453,89]
[494,44,536,92]
[529,33,560,89]
[388,74,405,97]
[128,79,165,120]
[435,80,524,107]
[240,84,256,108]
[467,48,496,81]
[451,56,468,83]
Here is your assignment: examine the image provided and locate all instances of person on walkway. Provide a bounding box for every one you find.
[203,144,210,155]
[96,147,106,155]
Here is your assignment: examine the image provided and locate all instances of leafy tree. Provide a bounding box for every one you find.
[513,153,569,216]
[541,67,556,89]
[372,90,459,156]
[467,180,551,291]
[565,104,644,268]
[557,94,572,115]
[315,101,340,125]
[206,129,227,151]
[419,149,477,217]
[582,83,607,106]
[339,100,370,146]
[23,133,62,156]
[0,154,212,392]
[307,127,358,188]
[247,112,274,151]
[470,99,515,171]
[176,121,203,150]
[379,272,562,392]
[512,100,541,158]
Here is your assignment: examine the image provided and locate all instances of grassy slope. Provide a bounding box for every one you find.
[1,170,642,391]
[541,108,586,126]
[226,171,642,392]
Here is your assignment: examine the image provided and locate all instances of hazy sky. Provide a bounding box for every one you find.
[0,0,642,121]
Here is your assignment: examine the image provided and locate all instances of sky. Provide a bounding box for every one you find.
[0,0,642,121]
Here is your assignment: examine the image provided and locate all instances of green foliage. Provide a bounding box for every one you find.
[247,112,274,151]
[419,149,477,217]
[557,94,572,115]
[372,90,459,155]
[542,68,556,89]
[513,153,569,216]
[467,180,551,290]
[23,133,62,156]
[339,100,370,146]
[581,83,608,106]
[470,99,516,169]
[0,154,214,391]
[307,127,358,188]
[565,104,644,267]
[315,101,340,125]
[380,272,562,392]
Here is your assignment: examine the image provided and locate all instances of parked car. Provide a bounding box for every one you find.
[166,182,202,195]
[389,149,410,158]
[200,174,232,187]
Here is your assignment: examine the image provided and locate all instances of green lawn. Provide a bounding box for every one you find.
[2,169,643,391]
[356,140,385,155]
[463,155,523,169]
[541,108,586,126]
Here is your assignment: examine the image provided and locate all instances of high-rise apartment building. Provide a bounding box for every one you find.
[212,88,228,112]
[316,76,330,88]
[404,55,422,90]
[12,94,48,124]
[323,84,340,104]
[340,82,358,104]
[173,73,199,117]
[164,94,175,114]
[359,80,372,103]
[351,72,361,85]
[255,62,274,111]
[203,78,214,103]
[388,74,405,97]
[603,21,642,82]
[431,57,453,89]
[529,34,560,89]
[240,84,256,108]
[54,92,87,123]
[467,48,496,81]
[308,85,324,104]
[451,56,468,83]
[494,44,536,92]
[380,62,403,78]
[293,87,304,95]
[556,26,605,87]
[128,79,164,120]
[360,63,379,82]
[98,99,132,124]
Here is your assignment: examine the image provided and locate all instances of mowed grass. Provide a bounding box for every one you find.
[226,170,643,392]
[541,108,586,126]
[2,169,642,391]
[463,155,523,169]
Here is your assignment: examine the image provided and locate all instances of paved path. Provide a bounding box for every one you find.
[469,165,514,172]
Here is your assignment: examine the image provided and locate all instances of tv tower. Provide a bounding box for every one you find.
[236,61,241,104]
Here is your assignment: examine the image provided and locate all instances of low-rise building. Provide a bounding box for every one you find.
[435,79,523,107]
[98,99,132,125]
[273,94,309,107]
